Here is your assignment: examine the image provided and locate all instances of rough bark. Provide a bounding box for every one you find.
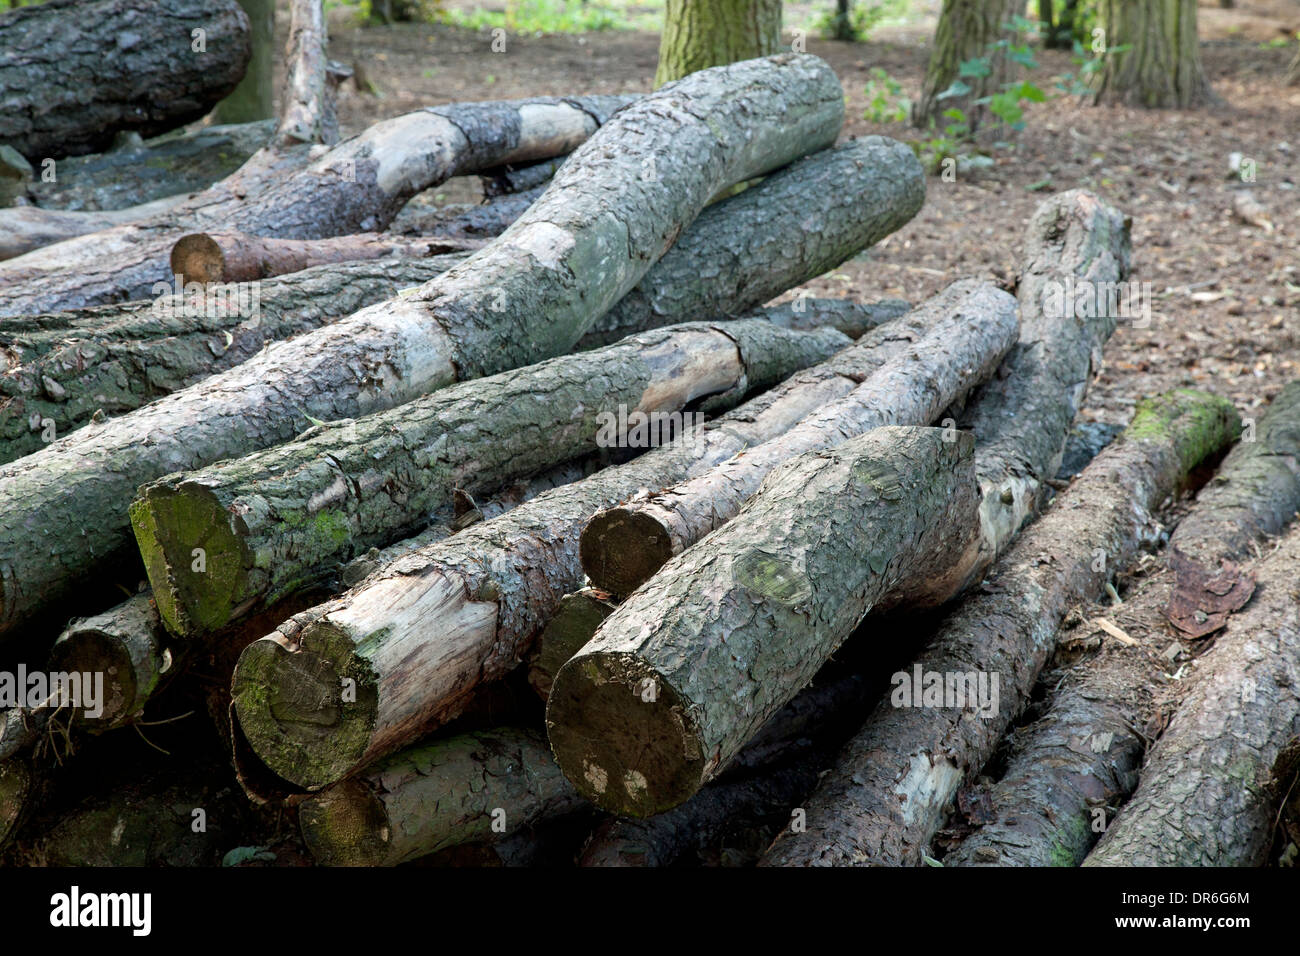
[389,186,543,240]
[0,254,469,465]
[1289,43,1300,86]
[298,728,585,866]
[229,295,948,790]
[12,121,275,214]
[168,231,482,285]
[759,389,1241,866]
[655,0,782,88]
[913,0,1028,130]
[577,137,925,348]
[214,0,275,124]
[132,320,850,637]
[0,195,188,263]
[1093,0,1211,108]
[551,428,983,816]
[0,94,635,314]
[274,0,330,148]
[479,158,564,198]
[0,0,252,162]
[580,279,1019,597]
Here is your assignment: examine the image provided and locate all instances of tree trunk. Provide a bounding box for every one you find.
[0,195,189,263]
[550,427,984,817]
[0,57,841,640]
[578,137,924,348]
[229,293,945,791]
[0,94,635,314]
[760,389,1241,866]
[168,231,482,285]
[913,0,1028,130]
[527,589,618,703]
[479,157,565,198]
[655,0,782,88]
[1288,43,1300,85]
[132,320,850,638]
[1093,0,1211,108]
[0,0,252,162]
[214,0,276,124]
[298,728,585,866]
[580,279,1019,597]
[946,379,1299,867]
[833,0,855,41]
[274,0,330,148]
[0,254,470,465]
[389,185,544,240]
[1081,519,1300,866]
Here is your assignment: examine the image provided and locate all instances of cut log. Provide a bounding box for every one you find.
[0,93,635,314]
[759,389,1241,866]
[946,381,1300,867]
[0,197,188,263]
[0,60,848,639]
[169,231,483,285]
[549,427,982,817]
[576,136,925,348]
[132,319,850,637]
[581,279,1019,597]
[0,0,252,162]
[0,254,469,465]
[229,293,956,790]
[527,589,618,702]
[298,728,585,866]
[389,185,543,239]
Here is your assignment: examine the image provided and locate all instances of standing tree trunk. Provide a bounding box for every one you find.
[655,0,783,87]
[214,0,275,123]
[833,0,855,41]
[913,0,1027,130]
[1288,42,1300,86]
[1093,0,1211,108]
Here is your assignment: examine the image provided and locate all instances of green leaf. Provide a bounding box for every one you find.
[936,80,972,101]
[958,57,992,78]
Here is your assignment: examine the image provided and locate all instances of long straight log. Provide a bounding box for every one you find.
[759,389,1241,866]
[230,292,960,790]
[298,728,585,866]
[0,94,635,314]
[946,381,1300,867]
[0,196,189,263]
[0,56,844,638]
[581,279,1018,597]
[0,0,252,162]
[1082,519,1300,866]
[549,427,983,816]
[132,320,850,637]
[169,231,483,285]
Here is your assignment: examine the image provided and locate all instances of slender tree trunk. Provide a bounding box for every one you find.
[1287,43,1300,86]
[913,0,1028,130]
[214,0,276,123]
[655,0,783,87]
[760,390,1240,866]
[833,0,855,41]
[1093,0,1211,108]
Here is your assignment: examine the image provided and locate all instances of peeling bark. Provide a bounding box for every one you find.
[0,0,252,162]
[298,728,585,866]
[580,279,1018,597]
[760,389,1240,866]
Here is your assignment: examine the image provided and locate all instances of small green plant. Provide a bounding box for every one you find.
[815,0,908,42]
[440,0,633,34]
[863,68,910,124]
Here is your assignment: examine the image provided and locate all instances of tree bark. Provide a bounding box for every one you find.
[1082,520,1300,866]
[132,320,850,637]
[168,231,482,285]
[389,185,544,240]
[913,0,1028,130]
[214,0,276,124]
[760,389,1240,866]
[0,56,841,639]
[1093,0,1211,108]
[0,196,189,263]
[0,94,635,314]
[298,728,585,866]
[655,0,782,88]
[576,137,924,348]
[479,157,564,198]
[580,279,1019,597]
[0,254,469,465]
[0,0,252,163]
[1288,43,1300,85]
[229,295,946,791]
[550,428,984,817]
[274,0,331,148]
[0,758,32,849]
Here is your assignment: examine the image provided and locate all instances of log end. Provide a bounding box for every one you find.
[48,628,143,729]
[546,651,704,817]
[231,626,378,791]
[1127,389,1242,478]
[129,481,251,638]
[170,233,226,286]
[527,591,615,702]
[579,507,675,599]
[299,778,391,867]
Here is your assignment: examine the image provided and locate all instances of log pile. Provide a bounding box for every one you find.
[1,11,1290,870]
